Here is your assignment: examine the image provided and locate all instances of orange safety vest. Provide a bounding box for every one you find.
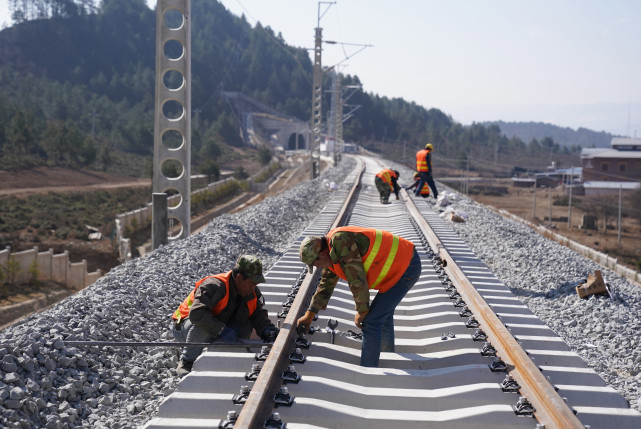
[375,169,398,189]
[416,149,430,172]
[326,226,414,293]
[416,180,430,196]
[172,271,258,322]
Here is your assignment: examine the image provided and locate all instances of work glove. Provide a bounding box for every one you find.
[261,326,279,342]
[218,326,238,343]
[297,310,316,334]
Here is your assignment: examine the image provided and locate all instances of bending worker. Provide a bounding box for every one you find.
[171,255,279,375]
[374,169,401,204]
[297,226,422,367]
[415,143,438,199]
[407,172,431,198]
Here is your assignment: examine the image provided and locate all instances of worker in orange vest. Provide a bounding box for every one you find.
[407,172,431,198]
[415,143,438,199]
[171,255,278,375]
[374,169,401,204]
[297,226,421,367]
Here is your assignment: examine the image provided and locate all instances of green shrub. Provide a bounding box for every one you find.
[2,256,20,286]
[28,259,40,285]
[253,162,281,183]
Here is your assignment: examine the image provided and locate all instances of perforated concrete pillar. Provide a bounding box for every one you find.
[153,0,191,240]
[310,27,323,179]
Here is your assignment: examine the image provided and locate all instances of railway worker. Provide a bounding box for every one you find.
[407,172,431,198]
[297,227,422,367]
[415,143,438,199]
[374,168,401,204]
[171,255,279,375]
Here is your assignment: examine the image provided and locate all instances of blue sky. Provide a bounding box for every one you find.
[2,1,640,136]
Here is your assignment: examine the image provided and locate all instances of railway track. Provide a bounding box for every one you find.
[143,156,641,429]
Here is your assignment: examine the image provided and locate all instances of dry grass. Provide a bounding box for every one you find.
[440,174,641,271]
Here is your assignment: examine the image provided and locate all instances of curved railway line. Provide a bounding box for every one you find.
[144,156,640,429]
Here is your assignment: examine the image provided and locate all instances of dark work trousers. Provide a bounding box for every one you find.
[415,172,438,199]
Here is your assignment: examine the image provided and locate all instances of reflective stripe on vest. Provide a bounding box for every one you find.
[375,169,397,189]
[172,271,257,321]
[327,226,414,293]
[416,149,430,172]
[419,182,430,195]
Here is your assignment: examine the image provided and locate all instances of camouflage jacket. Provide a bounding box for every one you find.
[308,231,371,313]
[189,275,273,339]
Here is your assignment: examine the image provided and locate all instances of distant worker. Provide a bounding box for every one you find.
[374,169,401,204]
[171,255,279,375]
[297,226,422,367]
[407,172,430,198]
[415,143,438,199]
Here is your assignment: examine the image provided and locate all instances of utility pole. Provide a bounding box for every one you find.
[465,157,470,195]
[326,68,341,166]
[532,176,537,220]
[567,168,573,230]
[548,185,552,227]
[618,184,622,244]
[310,2,334,179]
[334,71,343,166]
[310,25,322,179]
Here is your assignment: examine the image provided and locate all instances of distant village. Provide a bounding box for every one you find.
[512,137,641,197]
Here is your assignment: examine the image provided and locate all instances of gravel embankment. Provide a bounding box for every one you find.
[1,156,639,429]
[425,185,641,412]
[0,158,356,429]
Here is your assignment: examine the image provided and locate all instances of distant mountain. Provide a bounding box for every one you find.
[485,121,613,148]
[0,0,581,174]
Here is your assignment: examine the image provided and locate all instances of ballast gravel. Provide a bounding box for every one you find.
[0,158,356,429]
[1,156,640,429]
[440,188,641,411]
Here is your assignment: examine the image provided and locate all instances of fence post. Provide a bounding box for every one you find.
[64,250,69,286]
[152,193,168,250]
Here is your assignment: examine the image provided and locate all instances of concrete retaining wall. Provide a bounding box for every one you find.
[0,246,101,290]
[115,160,283,261]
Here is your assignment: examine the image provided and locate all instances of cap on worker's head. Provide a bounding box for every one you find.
[235,255,266,283]
[425,143,433,150]
[413,172,419,178]
[299,236,323,271]
[393,170,400,177]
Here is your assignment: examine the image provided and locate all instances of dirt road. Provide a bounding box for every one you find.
[0,166,150,196]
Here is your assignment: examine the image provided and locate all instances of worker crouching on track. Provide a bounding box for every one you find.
[374,169,401,204]
[297,227,421,367]
[171,255,279,375]
[407,172,431,198]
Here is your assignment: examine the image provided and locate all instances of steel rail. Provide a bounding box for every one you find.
[232,158,366,429]
[61,340,270,348]
[401,188,585,429]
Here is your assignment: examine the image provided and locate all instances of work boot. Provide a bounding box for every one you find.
[176,359,193,376]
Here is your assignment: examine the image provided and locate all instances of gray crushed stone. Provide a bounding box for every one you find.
[0,158,356,429]
[391,158,641,413]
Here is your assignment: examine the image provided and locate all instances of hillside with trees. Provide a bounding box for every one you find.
[0,0,582,178]
[486,120,613,149]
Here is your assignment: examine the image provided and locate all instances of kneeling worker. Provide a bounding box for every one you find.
[171,255,279,375]
[407,172,431,198]
[297,227,421,367]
